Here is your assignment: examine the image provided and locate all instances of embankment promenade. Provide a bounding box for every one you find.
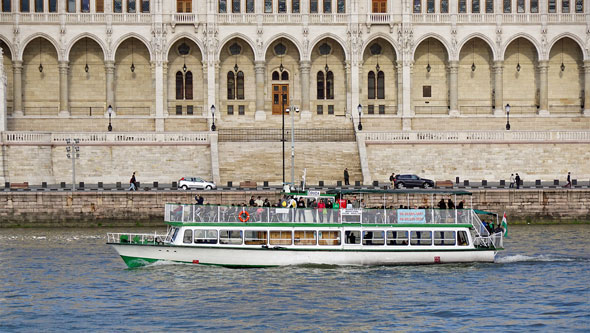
[1,189,589,227]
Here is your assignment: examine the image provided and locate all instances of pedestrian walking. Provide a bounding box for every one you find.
[344,168,350,185]
[565,172,571,188]
[129,172,137,191]
[509,174,515,188]
[389,173,395,188]
[515,173,521,189]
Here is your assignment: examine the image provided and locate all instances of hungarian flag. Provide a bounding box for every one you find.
[501,212,508,237]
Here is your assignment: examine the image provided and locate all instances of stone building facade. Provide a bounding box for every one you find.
[0,0,589,185]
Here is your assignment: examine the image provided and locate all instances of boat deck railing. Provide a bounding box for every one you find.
[107,232,169,245]
[165,204,476,225]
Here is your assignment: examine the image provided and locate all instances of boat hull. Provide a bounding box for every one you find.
[110,243,496,268]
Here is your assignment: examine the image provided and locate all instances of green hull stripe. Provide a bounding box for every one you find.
[119,255,277,268]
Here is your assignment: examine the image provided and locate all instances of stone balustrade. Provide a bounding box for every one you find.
[1,132,211,145]
[1,12,586,25]
[362,131,590,143]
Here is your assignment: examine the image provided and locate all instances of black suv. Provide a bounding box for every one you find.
[394,174,435,189]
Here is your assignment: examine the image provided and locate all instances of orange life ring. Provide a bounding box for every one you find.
[238,211,250,222]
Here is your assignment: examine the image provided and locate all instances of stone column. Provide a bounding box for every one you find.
[402,61,412,130]
[12,61,23,116]
[162,62,168,116]
[396,62,403,116]
[58,61,70,116]
[153,61,164,131]
[584,60,590,116]
[493,60,504,115]
[538,60,549,115]
[254,60,266,120]
[448,60,459,116]
[0,48,6,131]
[104,60,115,112]
[299,60,311,117]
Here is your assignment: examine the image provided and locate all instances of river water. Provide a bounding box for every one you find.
[1,224,589,331]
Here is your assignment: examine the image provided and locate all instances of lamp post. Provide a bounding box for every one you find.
[107,105,113,132]
[357,104,363,131]
[210,104,216,131]
[505,103,510,130]
[286,105,299,188]
[65,138,80,191]
[281,93,287,187]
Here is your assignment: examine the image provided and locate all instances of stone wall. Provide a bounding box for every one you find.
[0,189,588,227]
[367,142,590,183]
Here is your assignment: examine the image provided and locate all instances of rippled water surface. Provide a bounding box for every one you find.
[1,224,589,331]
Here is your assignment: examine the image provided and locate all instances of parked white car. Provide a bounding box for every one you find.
[178,177,216,190]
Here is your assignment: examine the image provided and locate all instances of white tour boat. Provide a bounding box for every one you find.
[107,190,505,268]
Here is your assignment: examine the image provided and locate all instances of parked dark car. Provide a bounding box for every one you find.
[394,174,435,189]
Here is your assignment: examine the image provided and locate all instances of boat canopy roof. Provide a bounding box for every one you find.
[473,209,498,216]
[326,189,473,196]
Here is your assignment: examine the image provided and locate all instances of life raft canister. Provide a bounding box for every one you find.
[238,210,250,222]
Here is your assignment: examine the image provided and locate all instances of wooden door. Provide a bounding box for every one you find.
[272,84,289,115]
[372,0,386,13]
[177,0,192,12]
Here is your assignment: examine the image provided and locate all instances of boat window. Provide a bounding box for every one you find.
[169,227,179,242]
[183,229,193,244]
[345,230,360,244]
[318,230,340,246]
[410,230,432,246]
[434,231,456,245]
[363,230,385,246]
[194,229,218,244]
[386,230,409,245]
[294,230,316,245]
[457,231,469,246]
[219,230,243,245]
[244,230,267,245]
[270,230,292,245]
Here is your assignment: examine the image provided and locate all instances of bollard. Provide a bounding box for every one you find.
[355,181,361,186]
[500,180,506,187]
[553,179,559,186]
[116,182,121,189]
[60,182,66,188]
[263,181,269,187]
[337,181,342,186]
[482,180,487,186]
[456,177,460,184]
[319,180,324,187]
[153,181,159,188]
[372,180,379,187]
[42,182,47,188]
[227,181,232,187]
[5,182,9,189]
[535,180,541,187]
[172,181,177,188]
[463,180,469,186]
[572,179,577,186]
[79,182,84,189]
[136,182,140,189]
[98,182,103,188]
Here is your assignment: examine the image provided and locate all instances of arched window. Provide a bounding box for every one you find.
[377,71,385,99]
[236,71,244,99]
[326,71,334,99]
[281,71,289,80]
[368,71,375,99]
[272,71,280,80]
[317,71,325,99]
[227,71,235,100]
[176,71,184,100]
[185,71,193,100]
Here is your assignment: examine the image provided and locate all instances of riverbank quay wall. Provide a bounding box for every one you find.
[1,130,590,187]
[0,190,588,227]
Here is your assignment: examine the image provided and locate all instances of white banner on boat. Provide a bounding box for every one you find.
[397,209,426,224]
[308,191,321,197]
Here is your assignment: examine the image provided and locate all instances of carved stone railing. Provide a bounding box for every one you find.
[363,131,590,143]
[2,132,211,145]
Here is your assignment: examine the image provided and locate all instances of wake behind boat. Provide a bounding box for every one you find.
[107,189,505,268]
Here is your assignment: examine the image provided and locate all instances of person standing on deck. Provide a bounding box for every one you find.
[344,168,350,185]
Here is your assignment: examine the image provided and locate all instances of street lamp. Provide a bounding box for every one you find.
[65,138,80,191]
[210,104,216,131]
[505,103,510,130]
[357,104,363,131]
[281,93,287,187]
[286,105,299,188]
[107,105,113,132]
